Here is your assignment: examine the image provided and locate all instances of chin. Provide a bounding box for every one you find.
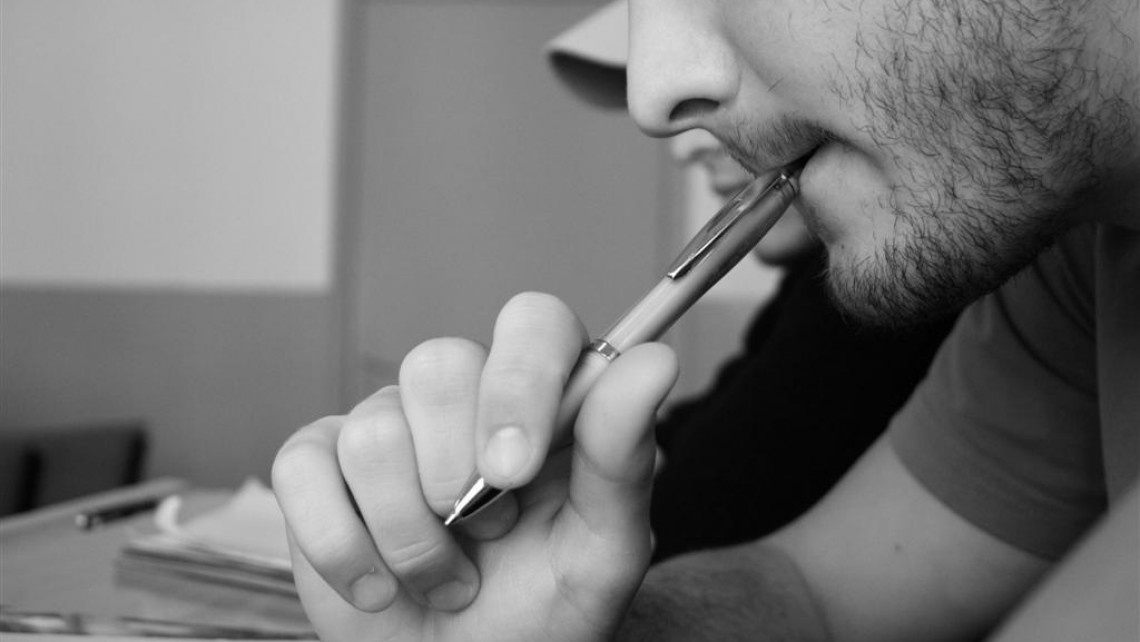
[790,118,1087,327]
[819,208,1066,329]
[819,251,956,327]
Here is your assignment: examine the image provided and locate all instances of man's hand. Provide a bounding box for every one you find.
[272,292,679,642]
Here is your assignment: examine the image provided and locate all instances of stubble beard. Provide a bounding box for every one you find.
[819,0,1137,327]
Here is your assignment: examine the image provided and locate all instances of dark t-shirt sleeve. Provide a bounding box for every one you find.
[890,226,1108,560]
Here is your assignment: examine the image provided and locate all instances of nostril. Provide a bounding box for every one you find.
[668,98,720,124]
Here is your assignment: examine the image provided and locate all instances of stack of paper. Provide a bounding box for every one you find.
[118,478,296,596]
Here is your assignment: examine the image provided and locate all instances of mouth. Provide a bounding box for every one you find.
[716,119,835,182]
[732,142,825,182]
[781,147,819,177]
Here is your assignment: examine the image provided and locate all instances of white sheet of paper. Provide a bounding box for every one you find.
[155,478,290,563]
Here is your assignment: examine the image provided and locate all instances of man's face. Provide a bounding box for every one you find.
[627,0,1138,325]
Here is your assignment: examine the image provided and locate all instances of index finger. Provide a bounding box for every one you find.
[475,292,588,489]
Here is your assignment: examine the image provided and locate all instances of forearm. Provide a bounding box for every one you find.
[616,542,833,642]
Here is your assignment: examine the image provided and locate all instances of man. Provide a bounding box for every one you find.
[548,3,958,563]
[272,0,1138,640]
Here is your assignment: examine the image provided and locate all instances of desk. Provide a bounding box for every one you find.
[0,479,311,635]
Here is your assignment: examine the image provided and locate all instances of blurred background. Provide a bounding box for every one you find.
[0,0,776,512]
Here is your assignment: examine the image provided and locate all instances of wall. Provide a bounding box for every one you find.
[343,1,672,400]
[0,0,343,486]
[0,290,339,485]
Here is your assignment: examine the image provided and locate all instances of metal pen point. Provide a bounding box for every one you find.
[445,161,805,527]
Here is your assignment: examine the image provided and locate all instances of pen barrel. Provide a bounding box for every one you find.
[552,347,613,443]
[447,172,799,525]
[548,174,798,450]
[602,173,798,351]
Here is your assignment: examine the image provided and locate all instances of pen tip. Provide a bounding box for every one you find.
[443,512,460,527]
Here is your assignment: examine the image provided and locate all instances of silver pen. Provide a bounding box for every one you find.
[444,160,806,526]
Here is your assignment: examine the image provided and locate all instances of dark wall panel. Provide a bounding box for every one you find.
[0,287,340,487]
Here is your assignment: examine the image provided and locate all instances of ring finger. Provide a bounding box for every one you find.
[337,386,480,611]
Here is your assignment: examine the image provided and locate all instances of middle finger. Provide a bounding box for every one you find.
[476,292,587,489]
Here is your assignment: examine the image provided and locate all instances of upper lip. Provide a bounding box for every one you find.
[733,144,821,179]
[715,119,832,177]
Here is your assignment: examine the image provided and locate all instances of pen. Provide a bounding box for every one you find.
[75,496,164,530]
[444,159,806,526]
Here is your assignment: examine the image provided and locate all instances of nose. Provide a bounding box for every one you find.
[626,0,738,138]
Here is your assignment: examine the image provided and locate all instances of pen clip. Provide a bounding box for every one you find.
[666,173,786,279]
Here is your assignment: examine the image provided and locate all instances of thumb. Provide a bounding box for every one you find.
[564,342,678,556]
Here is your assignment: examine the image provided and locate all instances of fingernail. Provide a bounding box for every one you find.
[485,426,531,481]
[425,579,475,611]
[350,570,394,612]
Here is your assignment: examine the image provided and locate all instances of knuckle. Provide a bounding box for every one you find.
[402,338,485,379]
[277,416,339,453]
[270,445,307,492]
[351,384,403,415]
[272,421,339,494]
[483,362,561,401]
[303,527,371,578]
[337,413,406,472]
[500,292,578,334]
[494,293,584,370]
[382,535,450,577]
[400,338,485,405]
[505,291,571,318]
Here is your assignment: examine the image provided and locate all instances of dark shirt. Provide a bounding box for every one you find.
[650,251,957,563]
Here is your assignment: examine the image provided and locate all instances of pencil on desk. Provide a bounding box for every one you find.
[75,495,164,530]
